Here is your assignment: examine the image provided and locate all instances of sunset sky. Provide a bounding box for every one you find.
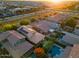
[3,0,78,1]
[23,0,78,1]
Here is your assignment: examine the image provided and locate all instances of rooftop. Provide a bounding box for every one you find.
[31,20,59,33]
[18,26,45,44]
[0,30,34,57]
[2,39,33,58]
[69,44,79,58]
[57,46,72,58]
[47,14,69,23]
[7,30,26,47]
[62,31,79,44]
[0,30,25,42]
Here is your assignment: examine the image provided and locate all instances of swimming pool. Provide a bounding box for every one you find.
[48,45,63,57]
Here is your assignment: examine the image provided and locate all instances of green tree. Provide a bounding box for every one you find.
[43,40,54,52]
[65,18,77,29]
[3,24,13,31]
[20,20,30,25]
[30,18,37,22]
[3,24,17,31]
[60,17,77,30]
[11,24,18,30]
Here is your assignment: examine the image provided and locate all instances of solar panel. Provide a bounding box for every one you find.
[19,27,28,34]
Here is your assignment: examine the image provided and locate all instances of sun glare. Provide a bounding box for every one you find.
[51,0,63,3]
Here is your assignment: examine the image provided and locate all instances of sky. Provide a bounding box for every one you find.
[2,0,78,1]
[22,0,79,1]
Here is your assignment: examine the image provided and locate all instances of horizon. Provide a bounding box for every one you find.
[0,0,79,1]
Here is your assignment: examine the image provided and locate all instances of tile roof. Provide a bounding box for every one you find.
[31,20,60,33]
[18,26,45,44]
[0,30,25,41]
[0,30,33,57]
[2,40,33,57]
[69,44,79,58]
[7,30,25,47]
[62,32,79,44]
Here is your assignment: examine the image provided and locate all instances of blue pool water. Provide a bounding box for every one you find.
[48,45,62,57]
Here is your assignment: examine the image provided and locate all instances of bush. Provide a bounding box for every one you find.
[3,24,13,31]
[11,24,18,30]
[20,20,30,25]
[3,24,17,31]
[31,18,37,22]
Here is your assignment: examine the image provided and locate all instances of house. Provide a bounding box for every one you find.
[47,14,69,23]
[0,30,34,58]
[56,46,72,58]
[50,22,60,31]
[31,20,53,34]
[61,31,79,44]
[58,44,79,58]
[17,26,45,45]
[68,44,79,58]
[31,20,60,34]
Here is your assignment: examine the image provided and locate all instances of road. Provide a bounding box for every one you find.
[1,8,79,23]
[0,9,53,29]
[0,8,79,28]
[1,9,51,23]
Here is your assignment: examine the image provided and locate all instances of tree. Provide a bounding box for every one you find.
[3,24,17,31]
[43,40,54,52]
[65,18,77,29]
[20,20,30,25]
[30,18,37,22]
[34,48,47,58]
[3,24,13,31]
[60,17,77,31]
[11,24,18,30]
